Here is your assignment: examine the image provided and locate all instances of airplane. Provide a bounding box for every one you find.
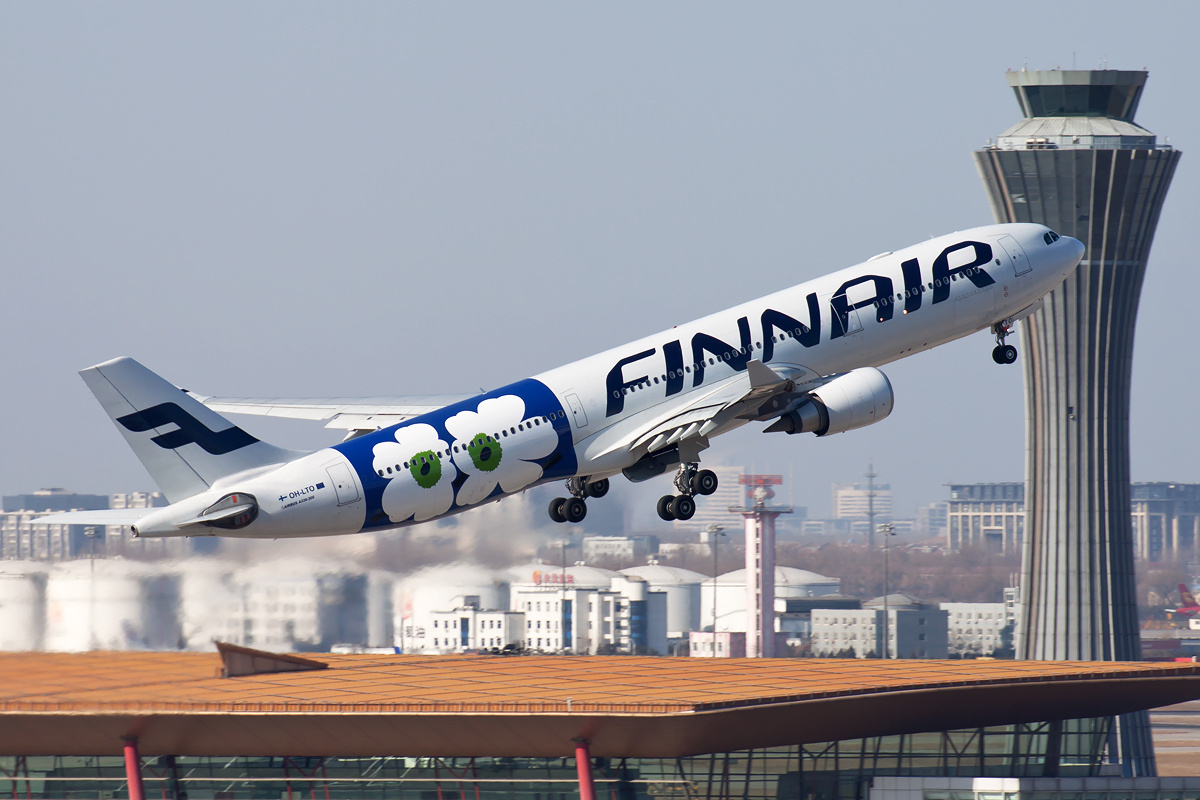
[37,222,1083,539]
[1166,584,1200,618]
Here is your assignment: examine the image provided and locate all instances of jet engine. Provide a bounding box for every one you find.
[764,367,893,436]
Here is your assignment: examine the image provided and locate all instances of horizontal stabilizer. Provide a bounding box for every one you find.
[30,509,153,527]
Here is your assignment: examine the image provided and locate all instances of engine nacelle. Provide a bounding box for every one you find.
[764,367,894,436]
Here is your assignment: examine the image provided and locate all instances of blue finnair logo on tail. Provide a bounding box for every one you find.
[117,403,258,455]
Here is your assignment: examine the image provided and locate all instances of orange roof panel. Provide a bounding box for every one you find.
[0,652,1198,758]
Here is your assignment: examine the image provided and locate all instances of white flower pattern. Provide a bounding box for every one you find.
[445,395,559,506]
[371,423,458,522]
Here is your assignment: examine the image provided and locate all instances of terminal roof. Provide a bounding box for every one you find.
[1,652,1198,758]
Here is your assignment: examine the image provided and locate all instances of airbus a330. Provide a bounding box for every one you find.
[40,223,1083,538]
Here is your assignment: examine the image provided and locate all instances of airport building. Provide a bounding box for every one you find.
[946,483,1025,555]
[975,68,1182,775]
[913,503,948,540]
[941,601,1015,658]
[581,534,660,563]
[0,489,198,561]
[2,649,1197,800]
[427,607,525,651]
[833,482,893,523]
[1132,483,1200,564]
[393,562,511,652]
[811,595,949,659]
[1,489,108,561]
[942,482,1200,563]
[512,575,669,655]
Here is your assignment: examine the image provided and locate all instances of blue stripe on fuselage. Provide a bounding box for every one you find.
[333,379,577,531]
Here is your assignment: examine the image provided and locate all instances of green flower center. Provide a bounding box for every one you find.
[409,450,442,489]
[467,434,502,472]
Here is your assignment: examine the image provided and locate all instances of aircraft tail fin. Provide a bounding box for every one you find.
[81,358,303,503]
[1181,584,1198,608]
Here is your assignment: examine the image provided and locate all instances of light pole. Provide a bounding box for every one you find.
[706,524,725,652]
[878,522,895,658]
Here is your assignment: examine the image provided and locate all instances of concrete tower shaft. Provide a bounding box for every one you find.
[974,69,1180,778]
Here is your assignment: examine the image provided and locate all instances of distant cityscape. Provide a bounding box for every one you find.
[2,477,1197,661]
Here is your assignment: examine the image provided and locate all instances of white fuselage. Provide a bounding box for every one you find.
[134,222,1082,538]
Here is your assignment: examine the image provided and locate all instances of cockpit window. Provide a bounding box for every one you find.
[1043,230,1061,245]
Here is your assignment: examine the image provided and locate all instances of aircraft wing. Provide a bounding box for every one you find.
[593,361,812,459]
[192,394,475,437]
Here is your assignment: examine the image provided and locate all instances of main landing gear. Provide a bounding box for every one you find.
[991,319,1018,365]
[548,477,610,524]
[657,463,718,522]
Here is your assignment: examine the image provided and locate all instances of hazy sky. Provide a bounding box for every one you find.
[3,2,1197,521]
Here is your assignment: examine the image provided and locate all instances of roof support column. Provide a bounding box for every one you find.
[574,739,596,800]
[122,737,145,800]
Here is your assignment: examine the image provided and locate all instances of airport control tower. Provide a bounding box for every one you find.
[731,475,791,658]
[974,70,1180,776]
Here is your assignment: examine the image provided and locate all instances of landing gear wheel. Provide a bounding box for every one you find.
[548,497,567,523]
[670,495,696,521]
[586,478,610,498]
[992,344,1018,365]
[991,319,1017,365]
[563,497,588,523]
[692,469,718,496]
[657,495,677,521]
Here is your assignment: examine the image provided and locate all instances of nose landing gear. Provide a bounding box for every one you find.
[991,319,1018,365]
[656,463,718,521]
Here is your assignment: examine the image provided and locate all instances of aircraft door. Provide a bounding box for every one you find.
[325,462,361,506]
[997,235,1032,276]
[822,293,863,338]
[565,393,589,429]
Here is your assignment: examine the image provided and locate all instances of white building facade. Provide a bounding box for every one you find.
[812,601,949,659]
[428,608,525,651]
[512,574,668,655]
[941,600,1016,657]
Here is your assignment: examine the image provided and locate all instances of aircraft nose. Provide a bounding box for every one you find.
[1067,235,1085,263]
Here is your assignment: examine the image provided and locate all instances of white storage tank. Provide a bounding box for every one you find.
[44,559,181,652]
[0,561,48,650]
[619,564,706,639]
[701,566,841,632]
